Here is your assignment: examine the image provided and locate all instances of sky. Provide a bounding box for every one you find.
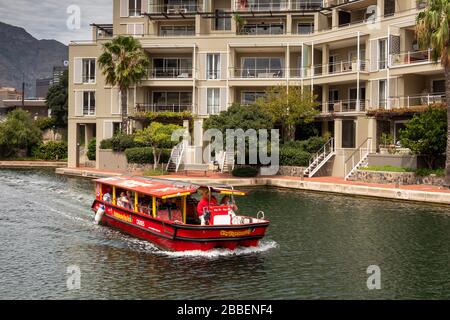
[0,0,113,45]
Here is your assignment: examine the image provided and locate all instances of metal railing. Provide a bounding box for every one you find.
[230,68,285,78]
[135,104,192,113]
[344,137,372,180]
[307,137,334,177]
[148,68,193,79]
[322,99,369,113]
[389,49,432,67]
[291,0,324,10]
[238,24,285,35]
[289,59,369,78]
[234,0,288,12]
[379,93,446,109]
[148,2,203,14]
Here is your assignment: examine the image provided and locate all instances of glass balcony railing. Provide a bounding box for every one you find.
[389,49,432,67]
[231,68,286,78]
[135,103,192,113]
[148,1,203,14]
[381,93,446,109]
[234,0,324,11]
[148,68,193,79]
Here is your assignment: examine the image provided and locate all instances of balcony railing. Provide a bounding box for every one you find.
[135,103,192,113]
[230,68,285,78]
[389,49,432,67]
[325,99,369,113]
[291,0,324,10]
[380,93,446,109]
[238,24,285,35]
[289,60,369,78]
[148,68,193,79]
[234,0,288,12]
[148,2,203,14]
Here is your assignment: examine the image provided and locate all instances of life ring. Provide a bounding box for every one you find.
[257,211,265,220]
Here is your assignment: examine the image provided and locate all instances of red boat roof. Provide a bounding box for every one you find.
[95,176,248,198]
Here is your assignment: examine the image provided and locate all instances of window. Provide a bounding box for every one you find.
[152,91,192,112]
[160,25,195,36]
[129,0,142,16]
[342,120,356,148]
[82,59,96,83]
[432,80,445,94]
[83,92,96,116]
[214,10,231,31]
[379,79,387,109]
[241,91,265,105]
[207,88,220,115]
[297,22,314,35]
[153,58,192,78]
[113,123,122,135]
[207,54,220,79]
[379,39,387,70]
[241,57,284,78]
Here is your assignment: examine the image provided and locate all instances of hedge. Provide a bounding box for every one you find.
[125,147,171,164]
[232,166,259,177]
[279,146,311,167]
[87,138,96,161]
[32,141,68,160]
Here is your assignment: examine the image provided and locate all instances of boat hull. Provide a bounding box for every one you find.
[92,201,269,251]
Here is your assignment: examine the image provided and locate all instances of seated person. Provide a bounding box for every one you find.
[220,195,238,212]
[103,188,112,203]
[117,191,130,209]
[196,187,217,225]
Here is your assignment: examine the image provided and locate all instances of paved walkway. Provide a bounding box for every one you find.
[0,160,67,168]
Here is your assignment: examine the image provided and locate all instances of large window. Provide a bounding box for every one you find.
[379,39,387,70]
[207,54,221,79]
[165,0,198,12]
[214,9,231,31]
[241,91,265,105]
[342,120,356,149]
[207,88,220,115]
[297,22,314,34]
[152,58,192,78]
[379,79,387,109]
[160,25,195,36]
[83,92,96,116]
[241,57,284,78]
[241,23,284,35]
[82,59,96,83]
[129,0,142,16]
[152,91,192,112]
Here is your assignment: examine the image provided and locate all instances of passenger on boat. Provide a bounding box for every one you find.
[220,195,238,212]
[197,188,217,225]
[103,189,112,203]
[117,192,131,209]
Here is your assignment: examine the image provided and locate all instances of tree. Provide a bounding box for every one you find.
[255,86,319,142]
[400,107,447,169]
[98,36,150,132]
[204,103,274,133]
[134,122,182,169]
[0,109,42,158]
[46,70,68,128]
[416,0,450,185]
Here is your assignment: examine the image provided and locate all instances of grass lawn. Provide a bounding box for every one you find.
[361,165,444,177]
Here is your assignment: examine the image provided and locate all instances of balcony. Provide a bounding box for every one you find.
[238,22,285,35]
[231,68,286,78]
[389,49,432,68]
[148,1,203,14]
[381,93,446,110]
[291,0,324,10]
[290,59,369,78]
[322,99,369,113]
[159,25,195,37]
[135,103,192,113]
[235,0,288,12]
[148,68,193,79]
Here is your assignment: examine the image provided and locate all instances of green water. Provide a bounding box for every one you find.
[0,168,449,299]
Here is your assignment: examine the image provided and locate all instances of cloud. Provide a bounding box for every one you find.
[0,0,112,44]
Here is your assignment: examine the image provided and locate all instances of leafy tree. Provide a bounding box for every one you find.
[204,103,274,133]
[87,138,96,161]
[400,107,447,169]
[98,36,150,132]
[416,0,450,185]
[46,70,68,129]
[254,86,319,142]
[134,122,182,169]
[0,109,42,158]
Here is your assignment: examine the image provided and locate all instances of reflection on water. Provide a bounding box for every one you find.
[0,169,449,299]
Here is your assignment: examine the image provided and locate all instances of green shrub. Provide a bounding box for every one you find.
[361,165,414,173]
[279,146,311,166]
[143,168,168,176]
[32,141,68,160]
[87,138,96,161]
[283,136,327,154]
[35,117,56,131]
[111,133,136,152]
[125,147,171,164]
[414,168,445,177]
[100,138,113,150]
[232,166,259,177]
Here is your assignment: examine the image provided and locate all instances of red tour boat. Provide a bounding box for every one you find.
[91,176,270,251]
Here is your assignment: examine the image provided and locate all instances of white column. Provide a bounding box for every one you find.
[356,32,361,111]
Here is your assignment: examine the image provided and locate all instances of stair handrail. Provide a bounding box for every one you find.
[166,142,183,172]
[344,137,373,179]
[308,138,335,168]
[175,143,185,172]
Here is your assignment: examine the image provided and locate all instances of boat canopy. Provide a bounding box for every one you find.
[95,176,247,198]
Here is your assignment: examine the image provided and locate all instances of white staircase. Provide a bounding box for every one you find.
[304,138,335,178]
[218,150,235,173]
[344,138,373,180]
[166,142,185,173]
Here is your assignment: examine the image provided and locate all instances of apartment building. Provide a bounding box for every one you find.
[68,0,445,177]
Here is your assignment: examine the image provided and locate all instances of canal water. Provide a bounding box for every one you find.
[1,168,450,300]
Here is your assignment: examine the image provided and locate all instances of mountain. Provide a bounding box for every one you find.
[0,21,68,98]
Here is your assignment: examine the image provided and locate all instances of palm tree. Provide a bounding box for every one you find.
[416,0,450,187]
[98,36,150,133]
